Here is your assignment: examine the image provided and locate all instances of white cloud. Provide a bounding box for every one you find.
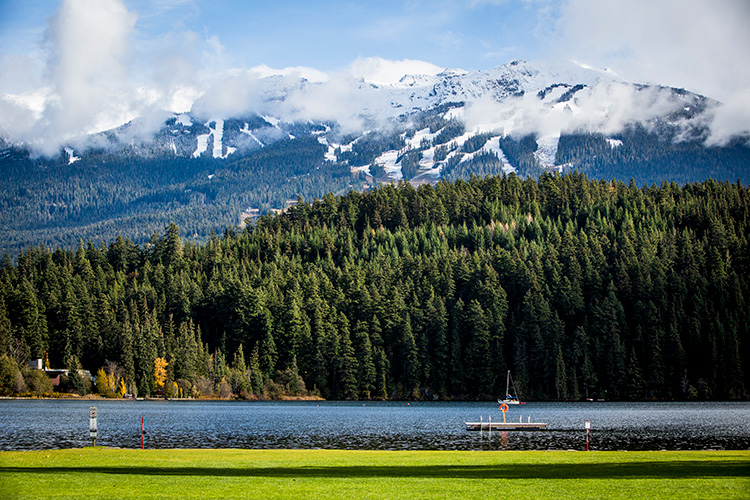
[557,0,750,96]
[142,29,205,112]
[190,70,265,120]
[283,74,373,131]
[0,0,145,155]
[464,80,697,139]
[553,0,750,142]
[0,54,43,94]
[706,89,750,146]
[0,96,40,143]
[1,3,452,153]
[0,0,228,154]
[345,57,444,86]
[43,0,138,134]
[250,64,329,83]
[186,57,446,133]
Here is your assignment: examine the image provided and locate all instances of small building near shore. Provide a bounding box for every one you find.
[28,359,93,387]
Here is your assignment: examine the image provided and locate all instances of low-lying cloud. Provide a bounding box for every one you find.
[464,80,711,141]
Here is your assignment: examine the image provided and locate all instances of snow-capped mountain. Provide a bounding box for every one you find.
[1,59,747,258]
[47,59,721,182]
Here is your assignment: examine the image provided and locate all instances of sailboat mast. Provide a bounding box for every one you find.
[506,370,510,397]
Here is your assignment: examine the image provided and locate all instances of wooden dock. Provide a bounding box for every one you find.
[466,421,548,431]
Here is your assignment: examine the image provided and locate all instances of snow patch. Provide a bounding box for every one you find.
[479,136,514,173]
[211,119,224,158]
[534,135,560,168]
[451,131,480,149]
[405,127,439,149]
[440,68,469,77]
[193,119,233,159]
[325,147,337,162]
[317,136,339,162]
[261,115,281,128]
[176,114,192,126]
[374,149,403,180]
[351,164,372,176]
[193,133,209,158]
[443,107,464,121]
[457,135,514,172]
[240,123,265,147]
[538,85,570,103]
[419,146,436,170]
[606,138,623,148]
[64,147,80,165]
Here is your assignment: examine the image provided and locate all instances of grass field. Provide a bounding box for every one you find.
[1,448,748,499]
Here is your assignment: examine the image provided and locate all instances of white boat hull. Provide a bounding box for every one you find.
[499,399,522,405]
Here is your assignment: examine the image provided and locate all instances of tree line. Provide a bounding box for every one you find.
[0,172,747,400]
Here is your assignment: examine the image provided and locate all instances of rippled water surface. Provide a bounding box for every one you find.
[1,400,748,451]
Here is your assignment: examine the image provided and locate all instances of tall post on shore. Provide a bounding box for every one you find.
[141,417,145,450]
[89,406,97,447]
[585,419,591,451]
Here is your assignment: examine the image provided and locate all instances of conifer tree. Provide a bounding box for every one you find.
[352,320,376,399]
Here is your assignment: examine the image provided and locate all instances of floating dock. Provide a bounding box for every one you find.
[466,421,548,431]
[466,414,548,431]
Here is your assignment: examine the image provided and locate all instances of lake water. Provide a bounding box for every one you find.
[1,400,748,451]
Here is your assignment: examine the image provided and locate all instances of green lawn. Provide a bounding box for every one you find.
[1,448,748,499]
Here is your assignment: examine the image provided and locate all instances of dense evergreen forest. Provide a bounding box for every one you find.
[0,172,748,401]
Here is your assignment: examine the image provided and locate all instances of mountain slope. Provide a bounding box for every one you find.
[0,59,748,257]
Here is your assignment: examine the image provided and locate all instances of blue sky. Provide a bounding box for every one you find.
[0,0,748,151]
[0,0,555,75]
[171,0,552,71]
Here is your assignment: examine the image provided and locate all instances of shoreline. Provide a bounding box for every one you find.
[0,394,325,402]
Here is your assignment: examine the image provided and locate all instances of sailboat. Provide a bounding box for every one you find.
[499,370,523,405]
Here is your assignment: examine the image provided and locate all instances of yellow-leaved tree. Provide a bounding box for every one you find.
[95,368,113,397]
[154,357,168,391]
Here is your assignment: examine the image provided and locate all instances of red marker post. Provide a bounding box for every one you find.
[585,419,591,451]
[141,417,145,450]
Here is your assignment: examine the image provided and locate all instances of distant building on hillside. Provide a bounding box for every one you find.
[27,359,93,387]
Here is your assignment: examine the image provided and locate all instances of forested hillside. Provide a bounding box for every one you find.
[0,172,747,401]
[0,136,359,258]
[2,115,749,260]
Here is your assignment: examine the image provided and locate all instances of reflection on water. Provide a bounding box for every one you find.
[1,400,748,451]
